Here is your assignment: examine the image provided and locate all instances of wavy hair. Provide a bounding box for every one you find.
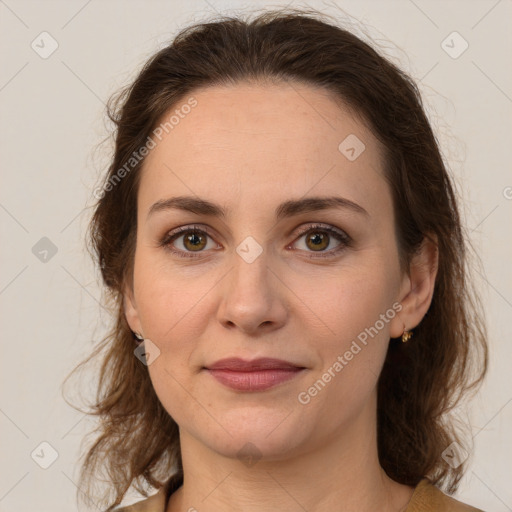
[63,8,488,510]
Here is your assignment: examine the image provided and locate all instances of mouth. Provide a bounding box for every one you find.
[204,358,306,392]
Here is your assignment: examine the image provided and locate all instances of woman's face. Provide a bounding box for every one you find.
[125,82,411,460]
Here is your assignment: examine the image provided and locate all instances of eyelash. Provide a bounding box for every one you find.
[159,223,352,260]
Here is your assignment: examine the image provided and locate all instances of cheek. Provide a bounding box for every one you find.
[293,271,394,425]
[301,264,397,396]
[304,262,397,343]
[133,253,216,345]
[137,266,212,422]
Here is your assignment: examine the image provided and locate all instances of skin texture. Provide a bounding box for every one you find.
[124,82,438,512]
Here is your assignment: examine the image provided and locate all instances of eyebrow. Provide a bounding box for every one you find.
[147,195,369,221]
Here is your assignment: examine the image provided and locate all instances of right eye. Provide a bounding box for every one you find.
[160,225,220,259]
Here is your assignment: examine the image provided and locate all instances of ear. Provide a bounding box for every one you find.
[390,233,439,338]
[123,281,142,335]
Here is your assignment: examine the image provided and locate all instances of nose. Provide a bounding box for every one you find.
[216,246,288,336]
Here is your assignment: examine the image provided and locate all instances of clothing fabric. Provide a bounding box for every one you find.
[114,475,485,511]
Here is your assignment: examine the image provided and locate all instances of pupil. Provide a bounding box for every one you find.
[188,233,202,247]
[311,233,323,245]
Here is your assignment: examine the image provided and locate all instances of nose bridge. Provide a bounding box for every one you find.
[228,236,273,303]
[217,236,287,332]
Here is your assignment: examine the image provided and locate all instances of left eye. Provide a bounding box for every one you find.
[290,224,351,257]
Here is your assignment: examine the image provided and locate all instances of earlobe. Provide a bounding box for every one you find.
[391,234,439,337]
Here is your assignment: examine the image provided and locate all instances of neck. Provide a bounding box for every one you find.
[167,396,414,512]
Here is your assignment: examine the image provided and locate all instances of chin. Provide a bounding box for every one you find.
[196,405,313,461]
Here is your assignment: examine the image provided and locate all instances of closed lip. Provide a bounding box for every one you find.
[205,357,305,371]
[205,357,306,392]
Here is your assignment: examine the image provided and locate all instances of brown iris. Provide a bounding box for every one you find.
[183,231,207,251]
[305,231,329,251]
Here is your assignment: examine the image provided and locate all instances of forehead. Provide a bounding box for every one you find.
[139,82,390,221]
[148,81,376,157]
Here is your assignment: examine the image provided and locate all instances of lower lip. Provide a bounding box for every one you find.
[206,368,304,391]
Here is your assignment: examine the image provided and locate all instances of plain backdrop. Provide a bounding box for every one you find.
[1,0,511,510]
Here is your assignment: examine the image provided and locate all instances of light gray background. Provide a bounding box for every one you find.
[1,0,511,510]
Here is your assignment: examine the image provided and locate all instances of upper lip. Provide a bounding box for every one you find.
[206,357,304,371]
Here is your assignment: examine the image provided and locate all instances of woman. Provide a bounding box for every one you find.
[70,8,488,512]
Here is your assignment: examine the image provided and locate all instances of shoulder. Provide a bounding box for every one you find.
[112,487,167,512]
[406,478,485,512]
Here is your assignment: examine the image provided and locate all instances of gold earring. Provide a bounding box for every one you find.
[401,328,413,343]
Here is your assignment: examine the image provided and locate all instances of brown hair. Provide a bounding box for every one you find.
[64,8,488,510]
